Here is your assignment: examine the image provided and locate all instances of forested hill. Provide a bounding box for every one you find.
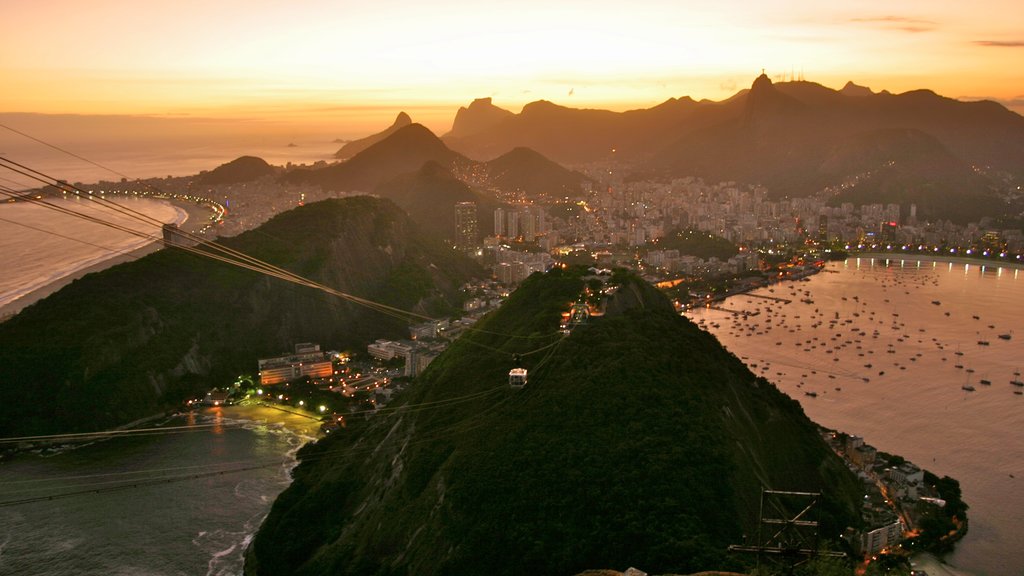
[246,268,862,576]
[0,196,482,436]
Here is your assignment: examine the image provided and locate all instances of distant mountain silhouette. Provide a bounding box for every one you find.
[840,81,874,97]
[443,97,704,163]
[287,124,587,207]
[444,97,514,139]
[643,75,1024,221]
[440,76,1024,221]
[285,123,469,192]
[197,156,274,185]
[334,112,413,159]
[481,147,590,198]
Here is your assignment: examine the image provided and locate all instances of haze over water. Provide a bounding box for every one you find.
[688,257,1024,576]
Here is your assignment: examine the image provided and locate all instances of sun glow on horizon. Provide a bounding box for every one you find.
[1,0,1022,125]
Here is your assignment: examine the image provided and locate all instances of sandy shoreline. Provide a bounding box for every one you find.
[0,198,214,322]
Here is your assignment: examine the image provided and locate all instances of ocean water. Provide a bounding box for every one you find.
[687,257,1024,576]
[0,407,318,576]
[0,121,342,187]
[0,197,187,310]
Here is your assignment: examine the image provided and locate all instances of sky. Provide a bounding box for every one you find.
[2,0,1023,134]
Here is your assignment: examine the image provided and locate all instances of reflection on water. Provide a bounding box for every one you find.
[688,257,1024,576]
[0,406,318,576]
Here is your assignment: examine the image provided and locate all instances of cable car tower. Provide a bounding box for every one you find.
[728,489,844,574]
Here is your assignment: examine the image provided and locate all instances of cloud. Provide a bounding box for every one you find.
[973,40,1024,47]
[850,16,936,33]
[719,78,738,92]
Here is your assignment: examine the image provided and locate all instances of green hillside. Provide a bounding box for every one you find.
[246,268,862,576]
[0,196,482,436]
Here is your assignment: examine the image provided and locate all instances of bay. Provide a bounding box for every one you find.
[0,406,319,576]
[687,257,1024,576]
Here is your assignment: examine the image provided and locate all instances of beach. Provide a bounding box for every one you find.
[0,197,213,321]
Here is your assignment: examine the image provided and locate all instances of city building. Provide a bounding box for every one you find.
[857,520,905,555]
[455,201,478,250]
[257,342,333,385]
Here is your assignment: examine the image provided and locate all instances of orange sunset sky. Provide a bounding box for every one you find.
[2,0,1023,132]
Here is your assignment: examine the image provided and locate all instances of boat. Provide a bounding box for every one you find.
[980,379,992,385]
[962,384,975,392]
[932,300,941,305]
[805,391,818,398]
[1012,379,1024,387]
[977,340,990,346]
[998,332,1012,340]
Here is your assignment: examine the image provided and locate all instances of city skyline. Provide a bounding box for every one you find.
[2,0,1023,134]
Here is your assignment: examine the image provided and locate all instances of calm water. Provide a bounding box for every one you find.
[687,257,1024,576]
[0,407,318,576]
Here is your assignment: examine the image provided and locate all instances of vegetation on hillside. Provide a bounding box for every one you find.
[247,268,863,576]
[0,197,482,436]
[649,229,740,260]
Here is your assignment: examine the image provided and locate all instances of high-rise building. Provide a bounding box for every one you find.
[455,201,478,250]
[494,207,506,237]
[506,209,520,239]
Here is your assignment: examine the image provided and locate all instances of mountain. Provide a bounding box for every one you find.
[246,268,863,576]
[0,197,483,436]
[288,124,587,209]
[480,146,591,199]
[444,97,514,139]
[840,81,874,98]
[443,97,704,163]
[284,124,470,192]
[197,156,275,185]
[440,77,1024,222]
[334,112,413,159]
[644,75,1023,221]
[375,161,501,240]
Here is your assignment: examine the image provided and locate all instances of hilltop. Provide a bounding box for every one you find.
[197,155,275,185]
[0,197,483,436]
[482,146,591,199]
[284,123,470,192]
[334,111,413,159]
[246,268,863,576]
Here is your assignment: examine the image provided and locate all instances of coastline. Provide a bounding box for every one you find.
[0,240,163,321]
[851,252,1024,270]
[0,198,212,322]
[689,259,1011,575]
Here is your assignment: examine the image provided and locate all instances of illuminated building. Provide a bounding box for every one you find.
[455,201,478,250]
[257,342,333,385]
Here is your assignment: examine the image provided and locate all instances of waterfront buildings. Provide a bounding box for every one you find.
[257,342,333,385]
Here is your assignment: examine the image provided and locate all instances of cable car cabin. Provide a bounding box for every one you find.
[509,368,528,389]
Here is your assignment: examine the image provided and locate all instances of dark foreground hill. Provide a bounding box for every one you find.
[246,269,862,576]
[0,197,482,436]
